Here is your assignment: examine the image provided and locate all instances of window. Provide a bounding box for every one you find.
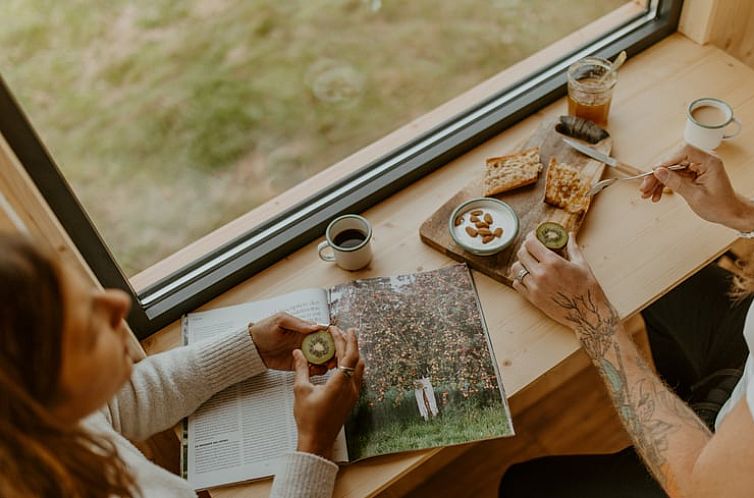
[0,0,681,338]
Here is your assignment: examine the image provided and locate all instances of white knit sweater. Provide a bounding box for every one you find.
[83,327,338,498]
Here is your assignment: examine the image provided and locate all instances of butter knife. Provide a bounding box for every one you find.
[562,138,645,176]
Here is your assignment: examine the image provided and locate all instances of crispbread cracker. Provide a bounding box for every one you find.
[543,158,590,214]
[483,147,542,196]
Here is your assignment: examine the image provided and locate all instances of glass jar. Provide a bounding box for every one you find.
[567,56,617,127]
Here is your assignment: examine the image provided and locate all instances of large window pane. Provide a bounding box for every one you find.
[0,0,628,276]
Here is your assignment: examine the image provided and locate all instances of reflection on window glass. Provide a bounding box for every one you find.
[0,0,627,276]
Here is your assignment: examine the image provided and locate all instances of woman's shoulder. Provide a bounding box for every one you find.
[81,407,115,433]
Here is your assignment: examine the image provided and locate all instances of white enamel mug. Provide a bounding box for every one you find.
[683,97,741,150]
[317,214,373,271]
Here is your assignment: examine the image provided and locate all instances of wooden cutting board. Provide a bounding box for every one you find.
[419,118,612,286]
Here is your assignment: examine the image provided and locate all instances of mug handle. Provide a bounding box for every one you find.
[723,118,742,140]
[317,241,336,262]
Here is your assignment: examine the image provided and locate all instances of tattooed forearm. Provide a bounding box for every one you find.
[599,345,711,492]
[552,291,711,495]
[553,289,619,358]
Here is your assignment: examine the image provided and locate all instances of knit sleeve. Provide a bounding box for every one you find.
[104,327,267,441]
[269,452,339,498]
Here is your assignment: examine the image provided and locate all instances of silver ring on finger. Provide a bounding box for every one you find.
[338,366,356,378]
[514,268,530,283]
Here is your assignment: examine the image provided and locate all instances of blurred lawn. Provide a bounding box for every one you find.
[348,402,511,461]
[0,0,624,275]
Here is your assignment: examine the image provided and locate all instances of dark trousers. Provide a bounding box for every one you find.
[499,264,753,498]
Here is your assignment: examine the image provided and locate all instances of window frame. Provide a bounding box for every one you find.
[0,0,682,339]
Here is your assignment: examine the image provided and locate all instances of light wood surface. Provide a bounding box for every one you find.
[138,33,754,498]
[420,119,611,286]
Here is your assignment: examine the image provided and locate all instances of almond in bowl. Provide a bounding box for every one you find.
[448,198,519,256]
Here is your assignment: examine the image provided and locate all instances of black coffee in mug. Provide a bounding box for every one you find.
[333,229,366,249]
[318,214,373,270]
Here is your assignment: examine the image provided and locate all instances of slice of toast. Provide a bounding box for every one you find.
[543,158,590,214]
[483,147,542,196]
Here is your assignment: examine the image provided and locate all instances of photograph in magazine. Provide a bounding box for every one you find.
[329,264,514,461]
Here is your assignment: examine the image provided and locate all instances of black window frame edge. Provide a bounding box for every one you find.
[0,0,682,340]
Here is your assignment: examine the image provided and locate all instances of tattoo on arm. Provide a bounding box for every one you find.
[553,290,619,358]
[552,291,711,492]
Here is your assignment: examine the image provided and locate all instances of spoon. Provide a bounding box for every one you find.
[599,50,626,83]
[587,164,688,197]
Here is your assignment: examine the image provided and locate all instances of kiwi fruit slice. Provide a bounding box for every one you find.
[536,222,568,251]
[301,330,336,365]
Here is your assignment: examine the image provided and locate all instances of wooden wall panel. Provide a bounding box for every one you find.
[0,193,20,232]
[679,0,719,44]
[680,0,754,68]
[708,1,754,67]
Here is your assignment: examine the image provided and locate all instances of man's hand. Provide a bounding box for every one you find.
[510,232,612,332]
[293,327,365,460]
[639,143,754,232]
[249,313,332,374]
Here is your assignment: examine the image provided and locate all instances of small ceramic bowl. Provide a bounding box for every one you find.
[448,198,519,256]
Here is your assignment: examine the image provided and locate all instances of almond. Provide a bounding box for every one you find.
[478,228,492,236]
[475,222,488,229]
[493,227,503,238]
[484,213,493,224]
[471,209,483,216]
[465,226,478,238]
[482,235,494,244]
[470,215,480,223]
[454,216,463,227]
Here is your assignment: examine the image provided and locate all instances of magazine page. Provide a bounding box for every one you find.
[183,288,348,490]
[328,264,514,462]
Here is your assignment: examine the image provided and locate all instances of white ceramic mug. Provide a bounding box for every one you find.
[684,97,741,150]
[317,214,373,271]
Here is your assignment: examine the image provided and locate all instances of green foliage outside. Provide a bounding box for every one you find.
[0,0,624,275]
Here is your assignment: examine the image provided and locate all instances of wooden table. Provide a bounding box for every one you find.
[142,33,754,497]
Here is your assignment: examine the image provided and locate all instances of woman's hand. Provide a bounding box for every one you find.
[509,232,613,331]
[639,143,754,231]
[249,313,332,374]
[292,327,365,460]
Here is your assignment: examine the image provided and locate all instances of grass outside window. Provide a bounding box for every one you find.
[0,0,625,276]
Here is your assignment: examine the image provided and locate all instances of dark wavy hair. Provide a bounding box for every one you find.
[0,234,138,498]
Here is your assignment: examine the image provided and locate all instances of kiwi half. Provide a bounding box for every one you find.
[301,330,336,365]
[536,222,568,251]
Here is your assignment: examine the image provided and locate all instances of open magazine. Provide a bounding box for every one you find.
[181,264,514,490]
